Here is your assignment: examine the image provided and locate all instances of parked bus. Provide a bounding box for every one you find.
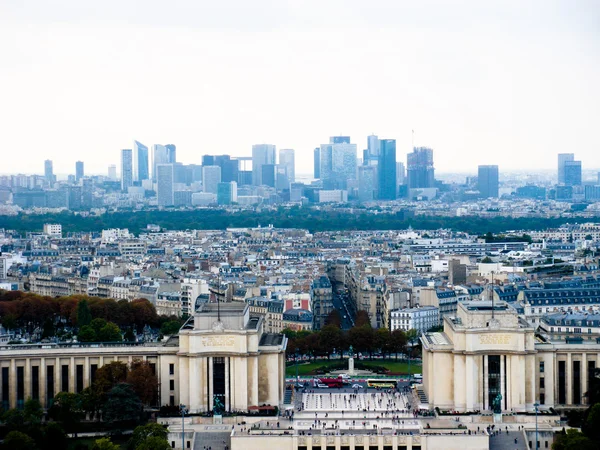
[313,377,345,388]
[366,378,398,389]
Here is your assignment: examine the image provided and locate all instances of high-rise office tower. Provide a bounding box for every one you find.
[108,165,117,181]
[202,155,239,183]
[564,160,582,186]
[407,147,435,189]
[133,140,149,183]
[275,165,289,190]
[261,164,276,188]
[81,178,93,208]
[75,161,84,182]
[202,165,221,194]
[251,144,276,186]
[152,145,168,181]
[557,153,574,184]
[367,134,380,157]
[313,148,320,179]
[279,149,295,183]
[235,157,252,186]
[358,165,376,202]
[121,149,133,191]
[156,164,174,206]
[320,136,357,190]
[165,144,176,164]
[478,165,499,198]
[217,181,238,205]
[396,162,406,187]
[378,139,397,200]
[44,160,54,184]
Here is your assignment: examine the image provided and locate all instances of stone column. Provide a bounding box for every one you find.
[39,358,46,408]
[566,353,572,405]
[505,355,511,411]
[500,355,505,411]
[70,357,75,393]
[208,357,213,411]
[527,354,536,408]
[454,354,466,411]
[581,353,588,405]
[483,355,489,410]
[55,357,61,395]
[9,359,16,409]
[24,358,32,400]
[225,357,230,412]
[84,357,90,389]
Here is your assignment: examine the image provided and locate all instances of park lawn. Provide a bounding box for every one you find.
[286,359,422,377]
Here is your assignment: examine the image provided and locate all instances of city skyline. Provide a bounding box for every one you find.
[1,1,599,175]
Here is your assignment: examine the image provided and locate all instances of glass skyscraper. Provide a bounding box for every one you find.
[378,139,397,200]
[478,165,499,198]
[133,140,149,183]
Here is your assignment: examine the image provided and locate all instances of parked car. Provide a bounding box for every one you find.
[351,384,364,389]
[317,383,329,388]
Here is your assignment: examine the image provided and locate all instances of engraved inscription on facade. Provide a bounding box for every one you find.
[479,334,512,345]
[201,336,235,347]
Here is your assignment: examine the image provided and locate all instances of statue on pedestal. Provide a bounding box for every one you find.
[492,393,502,414]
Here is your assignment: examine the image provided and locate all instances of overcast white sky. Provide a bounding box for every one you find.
[1,0,599,176]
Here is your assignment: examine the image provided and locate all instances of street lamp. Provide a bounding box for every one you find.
[534,402,539,449]
[295,347,300,384]
[180,404,187,450]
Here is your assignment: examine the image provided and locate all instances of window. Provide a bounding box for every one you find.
[169,364,174,375]
[170,380,175,391]
[539,361,545,373]
[540,377,545,389]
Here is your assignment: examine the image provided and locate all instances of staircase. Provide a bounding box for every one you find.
[284,388,293,405]
[489,430,527,450]
[414,387,429,406]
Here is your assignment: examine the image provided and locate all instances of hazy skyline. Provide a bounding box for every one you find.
[1,0,599,176]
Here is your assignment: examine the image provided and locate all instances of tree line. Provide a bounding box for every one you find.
[284,310,419,361]
[0,291,185,341]
[0,360,169,450]
[0,206,593,235]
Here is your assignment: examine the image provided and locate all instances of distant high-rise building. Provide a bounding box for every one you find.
[108,165,117,180]
[75,161,84,182]
[313,148,320,179]
[261,164,276,188]
[564,160,582,186]
[396,162,406,188]
[81,178,93,208]
[378,139,397,200]
[202,165,221,194]
[367,134,380,157]
[279,149,295,183]
[252,144,276,186]
[598,172,600,184]
[156,164,174,206]
[202,155,238,183]
[235,157,252,186]
[320,136,357,190]
[557,153,574,184]
[478,165,499,198]
[217,181,238,205]
[44,160,54,184]
[275,165,289,190]
[152,145,168,181]
[165,144,176,164]
[133,140,149,183]
[358,165,376,202]
[407,147,435,189]
[121,149,133,191]
[331,136,350,144]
